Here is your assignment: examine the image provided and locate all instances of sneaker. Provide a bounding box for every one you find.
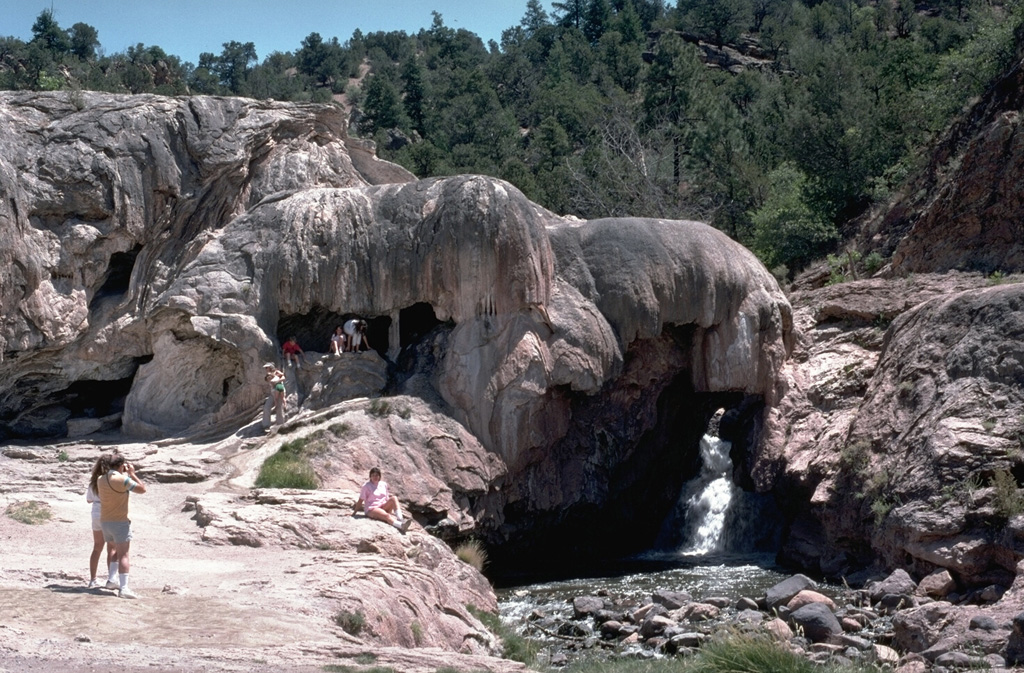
[87,579,100,589]
[118,587,138,599]
[399,518,412,533]
[104,580,119,590]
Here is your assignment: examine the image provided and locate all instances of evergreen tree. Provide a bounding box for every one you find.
[362,70,407,135]
[584,0,612,44]
[553,0,588,29]
[30,10,69,55]
[400,55,427,134]
[212,41,257,95]
[521,0,551,36]
[69,23,99,61]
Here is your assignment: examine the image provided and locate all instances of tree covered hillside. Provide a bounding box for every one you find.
[3,0,1022,274]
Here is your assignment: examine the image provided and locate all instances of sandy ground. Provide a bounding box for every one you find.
[0,429,521,673]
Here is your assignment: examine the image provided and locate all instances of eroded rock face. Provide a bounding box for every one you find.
[859,55,1024,274]
[1,92,794,572]
[0,91,412,439]
[763,272,1024,588]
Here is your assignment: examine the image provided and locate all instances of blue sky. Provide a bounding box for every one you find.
[2,1,546,63]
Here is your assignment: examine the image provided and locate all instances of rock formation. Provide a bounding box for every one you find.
[0,91,793,572]
[761,45,1024,596]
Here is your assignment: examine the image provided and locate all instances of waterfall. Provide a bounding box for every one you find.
[679,434,739,555]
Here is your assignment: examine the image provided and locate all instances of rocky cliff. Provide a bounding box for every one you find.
[762,47,1024,594]
[1,91,792,571]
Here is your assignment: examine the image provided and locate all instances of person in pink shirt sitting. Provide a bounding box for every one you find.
[353,467,411,533]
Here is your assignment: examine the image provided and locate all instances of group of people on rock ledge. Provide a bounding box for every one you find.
[262,318,372,428]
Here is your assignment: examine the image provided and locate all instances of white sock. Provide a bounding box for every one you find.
[108,562,118,582]
[393,520,403,529]
[119,573,129,590]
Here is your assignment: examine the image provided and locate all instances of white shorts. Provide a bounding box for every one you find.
[91,515,102,532]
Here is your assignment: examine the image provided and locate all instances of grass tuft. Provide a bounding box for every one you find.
[467,605,537,665]
[6,500,53,525]
[334,609,366,636]
[255,436,320,489]
[454,539,488,572]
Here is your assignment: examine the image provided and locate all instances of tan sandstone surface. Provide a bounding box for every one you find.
[0,411,523,673]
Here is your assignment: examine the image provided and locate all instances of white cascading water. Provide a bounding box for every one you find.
[680,434,738,555]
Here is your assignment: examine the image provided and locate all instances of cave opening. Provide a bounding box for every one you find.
[0,359,147,440]
[277,309,391,358]
[399,302,446,350]
[62,375,134,419]
[484,326,783,586]
[89,245,142,311]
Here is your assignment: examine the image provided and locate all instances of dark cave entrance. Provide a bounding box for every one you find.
[484,326,783,584]
[277,309,391,357]
[89,245,142,311]
[399,302,446,350]
[0,357,148,440]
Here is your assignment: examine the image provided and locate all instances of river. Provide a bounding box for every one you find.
[495,435,826,660]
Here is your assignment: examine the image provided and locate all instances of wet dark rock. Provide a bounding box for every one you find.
[766,574,817,611]
[652,588,692,610]
[934,651,984,668]
[572,595,606,619]
[736,596,759,610]
[639,614,675,639]
[592,609,621,624]
[878,593,915,613]
[969,615,999,631]
[599,620,624,638]
[558,621,593,638]
[868,569,918,603]
[1007,612,1024,664]
[788,602,842,643]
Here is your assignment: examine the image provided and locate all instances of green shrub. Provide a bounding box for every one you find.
[684,634,819,673]
[6,501,53,525]
[410,620,424,646]
[870,496,895,525]
[57,449,69,462]
[863,252,885,275]
[991,469,1024,519]
[467,605,537,665]
[328,422,351,436]
[838,440,871,476]
[454,539,488,571]
[334,609,366,635]
[254,433,325,489]
[368,398,412,419]
[988,270,1008,285]
[254,452,318,489]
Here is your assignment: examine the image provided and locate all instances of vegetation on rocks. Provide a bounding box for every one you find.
[467,605,538,665]
[559,634,882,672]
[254,435,322,489]
[4,500,53,525]
[454,539,489,571]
